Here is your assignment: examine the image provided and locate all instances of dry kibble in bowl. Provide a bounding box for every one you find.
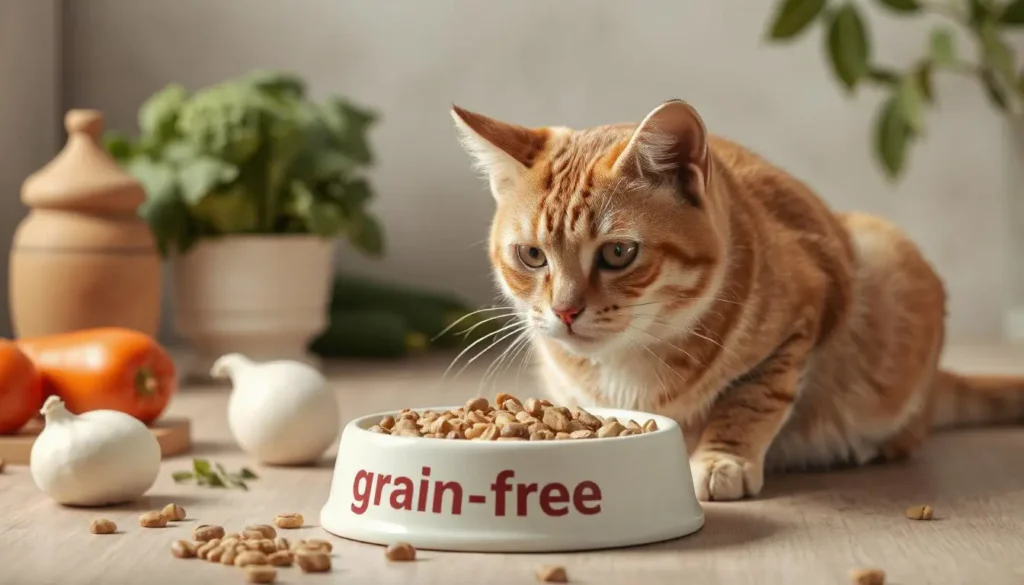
[161,503,186,521]
[384,542,417,561]
[370,394,660,441]
[536,565,569,582]
[273,513,303,529]
[139,511,168,528]
[89,519,117,534]
[246,565,277,584]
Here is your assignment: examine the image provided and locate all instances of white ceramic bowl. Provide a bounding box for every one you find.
[320,406,704,552]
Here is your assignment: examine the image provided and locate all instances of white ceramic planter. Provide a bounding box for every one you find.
[172,235,335,377]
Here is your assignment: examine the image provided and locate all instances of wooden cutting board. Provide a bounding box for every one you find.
[0,416,192,465]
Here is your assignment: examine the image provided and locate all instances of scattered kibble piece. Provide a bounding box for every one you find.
[221,547,239,565]
[273,513,303,529]
[89,518,117,534]
[536,565,569,583]
[295,550,332,573]
[139,511,168,528]
[904,504,934,520]
[161,503,187,521]
[246,565,278,584]
[384,541,417,561]
[267,550,294,567]
[245,524,277,539]
[273,537,290,551]
[171,540,196,559]
[371,394,659,440]
[196,539,221,559]
[235,551,269,567]
[194,524,225,542]
[849,568,886,585]
[206,544,227,563]
[301,538,333,553]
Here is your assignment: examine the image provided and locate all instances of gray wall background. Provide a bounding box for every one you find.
[1,0,1019,342]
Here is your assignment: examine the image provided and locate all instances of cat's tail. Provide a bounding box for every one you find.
[930,370,1024,428]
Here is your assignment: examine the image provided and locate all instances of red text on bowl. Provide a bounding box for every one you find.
[350,467,603,517]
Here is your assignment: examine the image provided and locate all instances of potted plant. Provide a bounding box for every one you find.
[762,0,1024,337]
[106,70,384,370]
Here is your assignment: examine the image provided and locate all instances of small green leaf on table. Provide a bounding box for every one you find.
[172,458,258,490]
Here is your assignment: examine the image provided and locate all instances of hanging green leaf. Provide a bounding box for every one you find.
[970,0,996,27]
[981,69,1010,110]
[191,186,260,233]
[177,156,240,204]
[896,74,925,133]
[767,0,827,39]
[827,3,871,91]
[929,29,956,67]
[915,63,934,103]
[349,211,385,257]
[979,22,1015,84]
[138,84,188,143]
[306,200,348,237]
[874,95,912,179]
[875,0,921,13]
[1000,0,1024,25]
[867,66,900,86]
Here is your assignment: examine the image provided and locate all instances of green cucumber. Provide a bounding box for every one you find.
[309,310,428,358]
[331,272,468,313]
[330,272,473,343]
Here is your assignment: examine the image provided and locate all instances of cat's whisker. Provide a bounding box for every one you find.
[452,311,525,341]
[492,332,533,395]
[480,328,532,393]
[451,324,531,381]
[514,342,537,394]
[623,330,689,386]
[441,320,527,381]
[627,323,705,368]
[432,306,523,341]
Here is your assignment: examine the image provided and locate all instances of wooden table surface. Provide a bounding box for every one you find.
[2,343,1024,585]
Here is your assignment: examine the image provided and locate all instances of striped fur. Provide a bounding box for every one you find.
[451,100,1024,501]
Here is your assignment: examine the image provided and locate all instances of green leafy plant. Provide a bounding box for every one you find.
[764,0,1024,179]
[105,70,384,257]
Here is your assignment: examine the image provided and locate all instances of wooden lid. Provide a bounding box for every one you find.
[21,109,146,213]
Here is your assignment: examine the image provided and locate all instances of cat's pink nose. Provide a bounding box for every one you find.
[552,304,585,325]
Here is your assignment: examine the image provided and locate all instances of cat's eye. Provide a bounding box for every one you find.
[597,241,639,271]
[516,245,548,269]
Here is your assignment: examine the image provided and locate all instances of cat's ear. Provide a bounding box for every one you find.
[450,105,549,196]
[612,99,711,201]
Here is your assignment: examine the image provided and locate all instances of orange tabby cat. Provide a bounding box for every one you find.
[450,99,1024,501]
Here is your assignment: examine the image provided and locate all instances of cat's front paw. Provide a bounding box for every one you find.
[690,451,764,502]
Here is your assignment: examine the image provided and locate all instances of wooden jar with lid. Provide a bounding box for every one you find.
[8,109,162,338]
